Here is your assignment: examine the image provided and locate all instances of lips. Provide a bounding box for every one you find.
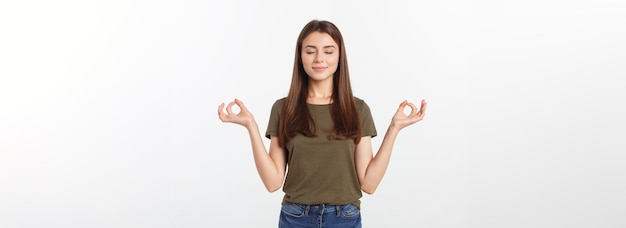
[312,66,327,72]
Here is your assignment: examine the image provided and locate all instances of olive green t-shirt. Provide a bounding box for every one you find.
[265,97,377,208]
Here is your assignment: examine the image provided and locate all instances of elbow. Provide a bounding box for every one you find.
[262,173,285,193]
[360,185,377,195]
[267,186,281,193]
[265,182,282,193]
[360,179,379,194]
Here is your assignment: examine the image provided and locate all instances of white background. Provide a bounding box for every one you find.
[1,0,625,227]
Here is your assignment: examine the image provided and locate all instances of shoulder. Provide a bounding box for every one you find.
[354,96,365,103]
[275,97,287,105]
[274,97,287,105]
[271,97,287,111]
[353,96,369,110]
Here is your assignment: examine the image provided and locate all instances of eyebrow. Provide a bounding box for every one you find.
[304,45,337,49]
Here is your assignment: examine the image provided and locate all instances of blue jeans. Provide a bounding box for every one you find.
[279,203,362,228]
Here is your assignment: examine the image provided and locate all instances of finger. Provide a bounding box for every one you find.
[235,98,247,112]
[218,102,224,115]
[407,102,418,116]
[418,100,428,118]
[396,100,407,112]
[217,103,228,121]
[226,101,236,115]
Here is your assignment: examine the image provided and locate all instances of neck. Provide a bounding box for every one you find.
[307,79,333,104]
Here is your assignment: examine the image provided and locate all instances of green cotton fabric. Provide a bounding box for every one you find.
[265,97,377,208]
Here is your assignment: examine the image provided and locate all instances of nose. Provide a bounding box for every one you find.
[314,53,323,63]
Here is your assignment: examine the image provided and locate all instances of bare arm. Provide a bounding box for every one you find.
[355,99,427,194]
[218,99,287,192]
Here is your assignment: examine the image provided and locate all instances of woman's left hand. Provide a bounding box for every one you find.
[391,99,427,130]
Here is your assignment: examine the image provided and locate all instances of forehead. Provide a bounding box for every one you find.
[302,31,338,48]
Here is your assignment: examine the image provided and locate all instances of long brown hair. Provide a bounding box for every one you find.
[278,20,361,147]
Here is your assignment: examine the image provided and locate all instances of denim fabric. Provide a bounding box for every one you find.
[279,203,362,228]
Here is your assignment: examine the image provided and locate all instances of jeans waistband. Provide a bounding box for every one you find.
[294,203,342,214]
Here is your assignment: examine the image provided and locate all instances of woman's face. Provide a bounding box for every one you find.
[301,31,339,82]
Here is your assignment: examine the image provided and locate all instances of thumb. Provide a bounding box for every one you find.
[235,98,248,111]
[397,100,407,112]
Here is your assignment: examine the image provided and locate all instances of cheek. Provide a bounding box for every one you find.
[301,54,312,65]
[329,54,339,66]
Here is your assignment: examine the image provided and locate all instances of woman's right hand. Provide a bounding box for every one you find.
[218,98,256,128]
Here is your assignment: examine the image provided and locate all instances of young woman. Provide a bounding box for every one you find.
[218,20,427,228]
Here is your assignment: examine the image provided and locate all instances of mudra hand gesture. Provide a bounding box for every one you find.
[391,99,427,130]
[218,98,255,128]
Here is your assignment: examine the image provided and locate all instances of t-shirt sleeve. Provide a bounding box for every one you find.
[359,100,377,138]
[265,99,283,139]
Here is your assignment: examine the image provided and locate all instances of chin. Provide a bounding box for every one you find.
[306,72,332,81]
[309,75,333,82]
